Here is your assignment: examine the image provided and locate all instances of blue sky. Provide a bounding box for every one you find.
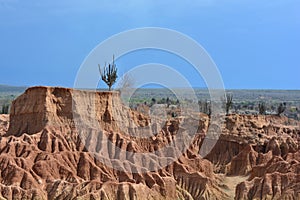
[0,0,299,89]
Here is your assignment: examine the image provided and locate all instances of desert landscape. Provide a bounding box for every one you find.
[1,1,299,199]
[0,86,299,199]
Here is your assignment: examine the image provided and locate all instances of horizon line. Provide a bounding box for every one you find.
[1,84,300,91]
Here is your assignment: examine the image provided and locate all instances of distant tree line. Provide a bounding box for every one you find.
[197,93,288,117]
[146,97,180,107]
[131,92,290,118]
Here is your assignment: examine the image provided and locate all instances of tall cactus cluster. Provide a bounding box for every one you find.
[98,55,118,91]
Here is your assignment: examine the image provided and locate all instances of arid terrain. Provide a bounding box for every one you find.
[0,86,299,199]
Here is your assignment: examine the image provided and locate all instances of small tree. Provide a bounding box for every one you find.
[277,102,286,116]
[98,55,118,91]
[258,102,266,115]
[222,93,233,115]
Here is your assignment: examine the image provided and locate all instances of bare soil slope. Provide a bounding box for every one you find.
[0,86,299,200]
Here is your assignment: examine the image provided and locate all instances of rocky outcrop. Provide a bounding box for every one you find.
[205,114,299,172]
[0,114,9,136]
[0,87,228,200]
[206,114,300,200]
[235,155,300,199]
[0,87,299,199]
[7,87,150,137]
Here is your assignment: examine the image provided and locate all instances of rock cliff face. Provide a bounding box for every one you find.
[204,114,300,200]
[7,87,149,137]
[0,114,8,136]
[0,87,226,200]
[0,86,299,200]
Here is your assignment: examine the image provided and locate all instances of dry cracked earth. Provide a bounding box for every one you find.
[0,86,299,199]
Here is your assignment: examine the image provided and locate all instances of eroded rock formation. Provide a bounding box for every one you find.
[0,86,299,200]
[205,114,300,199]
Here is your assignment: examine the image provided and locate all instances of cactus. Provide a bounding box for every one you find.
[1,104,9,114]
[198,100,212,116]
[222,93,233,115]
[277,102,286,116]
[98,55,118,91]
[258,102,266,115]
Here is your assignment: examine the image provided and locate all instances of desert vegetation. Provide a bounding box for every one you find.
[258,101,267,115]
[1,85,299,120]
[0,104,9,114]
[222,93,233,115]
[0,86,299,199]
[125,89,300,120]
[98,55,118,91]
